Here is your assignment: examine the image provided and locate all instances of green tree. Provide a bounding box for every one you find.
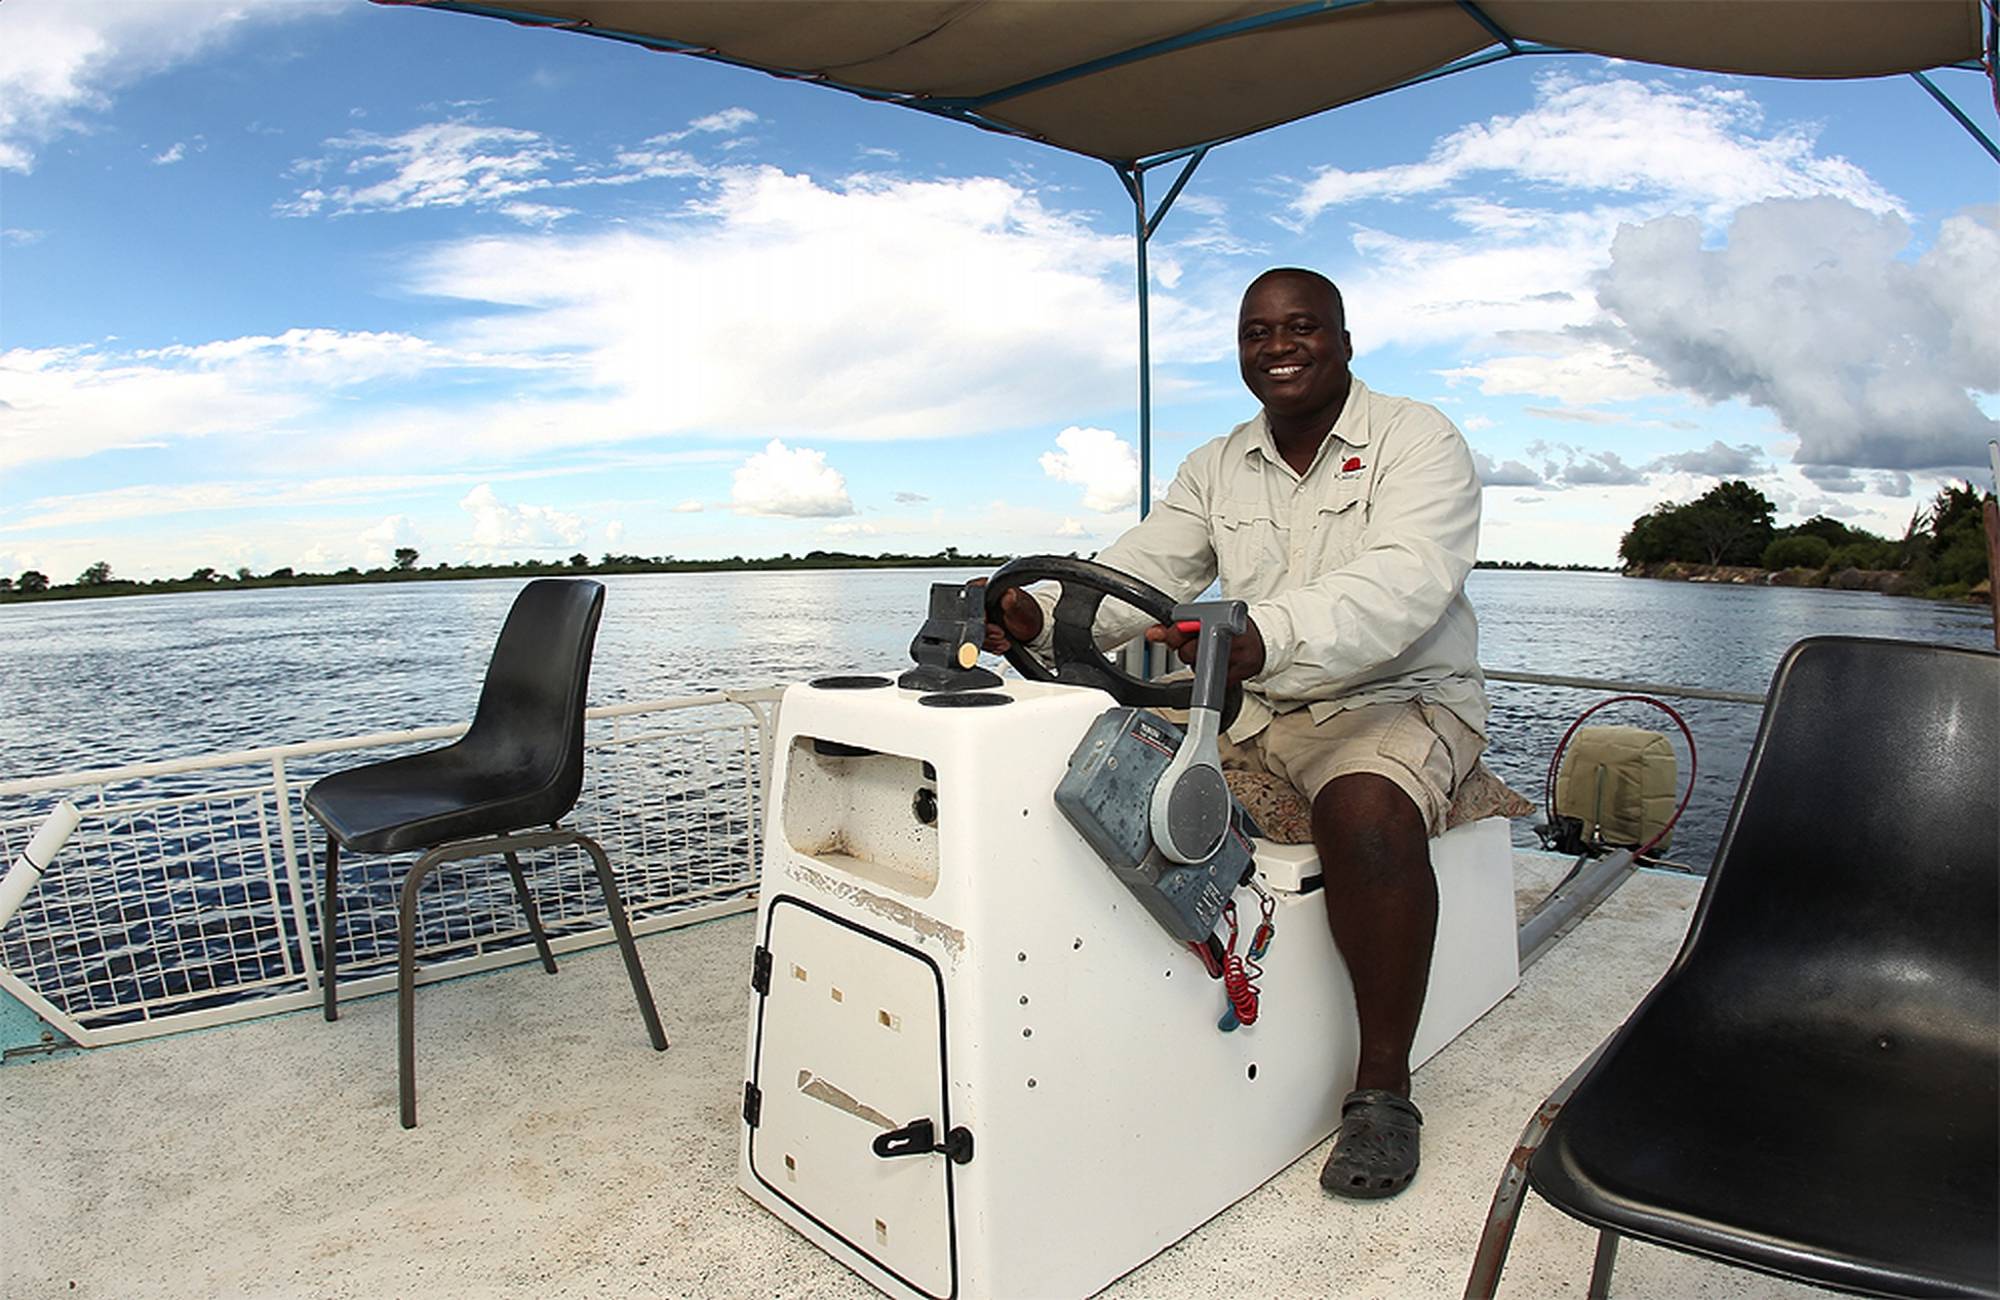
[78,560,114,586]
[189,566,218,583]
[1767,516,1897,570]
[568,553,589,568]
[1619,504,1697,565]
[1762,535,1831,569]
[1920,483,1993,595]
[1684,480,1774,566]
[18,570,49,593]
[1788,515,1861,548]
[394,547,420,571]
[0,577,12,593]
[1828,539,1900,570]
[1620,480,1776,567]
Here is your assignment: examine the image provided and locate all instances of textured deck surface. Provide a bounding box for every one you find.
[0,856,1824,1299]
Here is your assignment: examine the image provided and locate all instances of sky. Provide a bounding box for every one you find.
[1,1,1996,582]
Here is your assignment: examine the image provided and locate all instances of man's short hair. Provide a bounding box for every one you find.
[1247,267,1345,327]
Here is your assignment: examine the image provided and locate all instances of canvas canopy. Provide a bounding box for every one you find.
[386,0,1987,166]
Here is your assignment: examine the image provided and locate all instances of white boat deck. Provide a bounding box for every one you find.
[1,855,1824,1299]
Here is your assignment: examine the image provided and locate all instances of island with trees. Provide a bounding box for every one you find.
[1618,480,1993,601]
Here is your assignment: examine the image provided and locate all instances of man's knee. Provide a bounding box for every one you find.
[1311,773,1430,883]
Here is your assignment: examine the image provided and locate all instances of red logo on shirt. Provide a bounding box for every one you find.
[1341,456,1364,473]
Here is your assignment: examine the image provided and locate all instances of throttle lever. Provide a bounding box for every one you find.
[1149,600,1247,864]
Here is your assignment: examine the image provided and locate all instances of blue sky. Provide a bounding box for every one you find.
[1,1,1995,581]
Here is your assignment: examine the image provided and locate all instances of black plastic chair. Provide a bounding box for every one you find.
[305,578,667,1127]
[1468,636,1998,1299]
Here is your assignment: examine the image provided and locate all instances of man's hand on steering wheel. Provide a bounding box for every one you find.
[977,557,1247,729]
[1147,615,1267,685]
[970,578,1045,652]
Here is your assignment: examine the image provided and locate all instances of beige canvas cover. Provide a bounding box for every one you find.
[1556,724,1677,852]
[385,0,1985,163]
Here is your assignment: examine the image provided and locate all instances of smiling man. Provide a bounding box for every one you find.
[989,267,1487,1200]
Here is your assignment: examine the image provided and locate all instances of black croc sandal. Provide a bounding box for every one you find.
[1320,1089,1423,1200]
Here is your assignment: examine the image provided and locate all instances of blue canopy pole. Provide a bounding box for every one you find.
[1115,148,1211,522]
[1909,70,2000,162]
[1117,164,1154,519]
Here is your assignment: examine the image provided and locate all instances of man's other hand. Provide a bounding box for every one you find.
[968,578,1044,652]
[1146,614,1266,684]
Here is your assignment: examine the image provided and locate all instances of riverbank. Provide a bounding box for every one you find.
[1625,560,1992,603]
[0,554,1608,606]
[0,550,1012,605]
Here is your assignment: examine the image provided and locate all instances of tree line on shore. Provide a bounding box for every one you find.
[3,543,1609,604]
[0,546,1021,603]
[25,502,1964,607]
[1618,480,1993,600]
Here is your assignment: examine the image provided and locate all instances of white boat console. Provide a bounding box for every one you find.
[738,662,1518,1299]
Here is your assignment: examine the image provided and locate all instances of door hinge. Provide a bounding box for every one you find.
[872,1117,974,1165]
[750,945,772,995]
[742,1081,762,1128]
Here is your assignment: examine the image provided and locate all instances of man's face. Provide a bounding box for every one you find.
[1237,273,1353,426]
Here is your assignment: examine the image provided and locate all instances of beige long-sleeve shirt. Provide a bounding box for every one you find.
[1034,377,1487,745]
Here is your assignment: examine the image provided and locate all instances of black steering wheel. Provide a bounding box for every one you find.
[984,555,1242,727]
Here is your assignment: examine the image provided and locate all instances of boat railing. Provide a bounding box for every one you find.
[1484,669,1764,706]
[0,688,783,1051]
[1,670,1767,1056]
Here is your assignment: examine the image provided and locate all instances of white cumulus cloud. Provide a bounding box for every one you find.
[459,483,584,555]
[1039,425,1140,513]
[358,514,420,567]
[1598,199,1999,470]
[1472,451,1543,488]
[731,440,855,518]
[405,166,1147,445]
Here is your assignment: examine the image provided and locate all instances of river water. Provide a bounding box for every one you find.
[1,568,1992,870]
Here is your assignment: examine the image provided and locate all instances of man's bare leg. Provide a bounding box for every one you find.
[1313,771,1436,1197]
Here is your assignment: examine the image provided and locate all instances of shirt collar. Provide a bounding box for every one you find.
[1245,376,1373,474]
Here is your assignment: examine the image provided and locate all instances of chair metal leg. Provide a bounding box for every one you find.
[1465,1041,1613,1299]
[1464,1115,1542,1298]
[1587,1229,1619,1299]
[396,846,450,1130]
[367,827,665,1127]
[320,837,341,1022]
[503,851,559,974]
[577,834,669,1052]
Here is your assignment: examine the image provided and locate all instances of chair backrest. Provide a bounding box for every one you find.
[1672,636,1998,1058]
[461,578,606,826]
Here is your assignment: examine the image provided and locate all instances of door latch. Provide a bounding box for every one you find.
[871,1117,974,1165]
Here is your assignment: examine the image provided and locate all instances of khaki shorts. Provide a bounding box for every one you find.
[1219,701,1484,836]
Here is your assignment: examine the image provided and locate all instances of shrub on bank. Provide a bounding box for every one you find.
[1761,535,1831,570]
[1828,539,1901,571]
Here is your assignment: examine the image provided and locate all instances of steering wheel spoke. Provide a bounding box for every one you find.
[984,556,1241,727]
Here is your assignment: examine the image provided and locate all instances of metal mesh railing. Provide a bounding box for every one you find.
[0,691,777,1038]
